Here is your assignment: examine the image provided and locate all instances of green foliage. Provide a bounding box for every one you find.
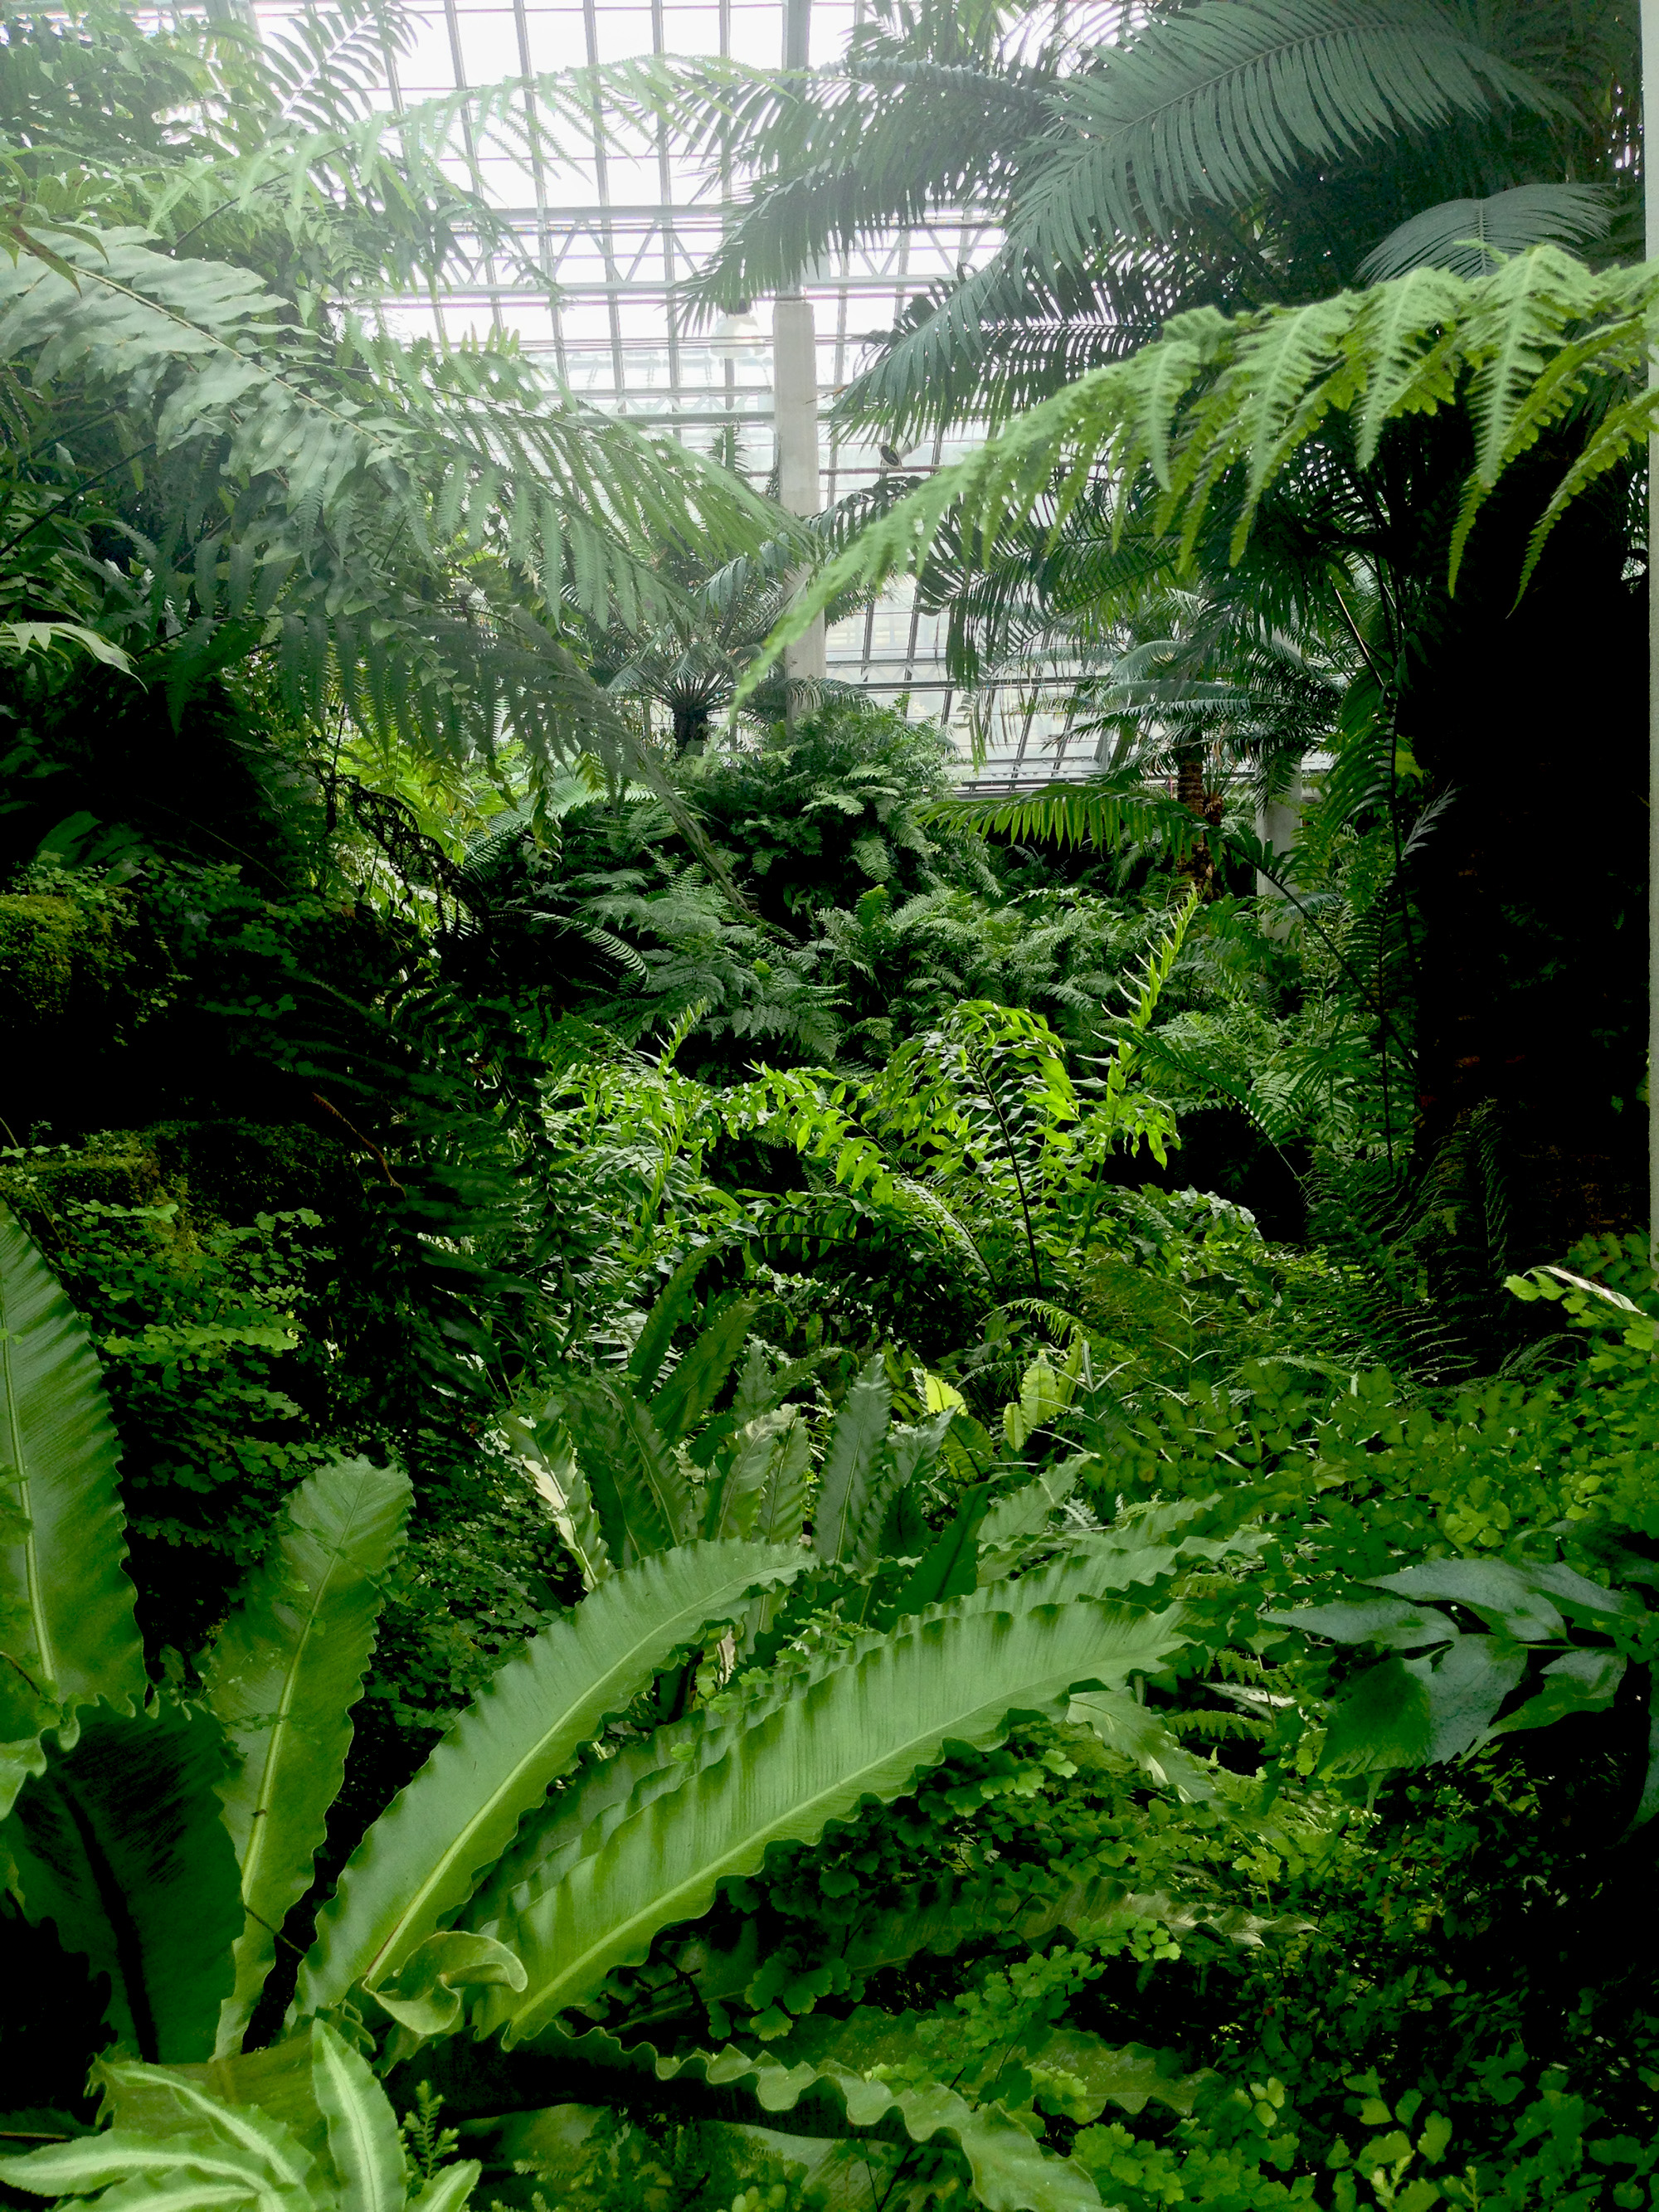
[7,1704,244,2064]
[640,0,1598,441]
[0,0,787,815]
[207,1455,411,2055]
[0,1179,339,1651]
[2,14,1656,2211]
[0,1202,145,1725]
[300,1539,811,2015]
[752,249,1659,682]
[0,2020,482,2209]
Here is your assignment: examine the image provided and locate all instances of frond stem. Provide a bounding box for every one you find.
[969,1045,1044,1300]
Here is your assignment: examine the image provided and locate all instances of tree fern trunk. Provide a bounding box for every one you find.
[1175,746,1204,816]
[1175,745,1219,892]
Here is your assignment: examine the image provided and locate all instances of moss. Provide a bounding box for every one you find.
[0,894,80,1032]
[0,1121,358,1250]
[0,1128,170,1237]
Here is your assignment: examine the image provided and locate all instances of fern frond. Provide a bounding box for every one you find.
[743,247,1659,689]
[1013,0,1558,257]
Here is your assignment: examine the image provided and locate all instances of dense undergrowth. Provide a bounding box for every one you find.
[1,2,1657,2208]
[2,688,1657,2212]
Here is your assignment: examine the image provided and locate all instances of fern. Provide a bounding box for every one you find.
[0,2,792,782]
[747,246,1659,690]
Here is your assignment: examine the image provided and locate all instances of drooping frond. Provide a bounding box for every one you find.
[1010,0,1559,263]
[831,238,1185,444]
[0,216,789,765]
[743,247,1659,692]
[922,767,1221,867]
[615,34,1056,318]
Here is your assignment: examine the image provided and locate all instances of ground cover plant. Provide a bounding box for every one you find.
[1,2,1658,2210]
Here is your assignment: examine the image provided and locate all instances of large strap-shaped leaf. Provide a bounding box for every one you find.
[480,1550,1200,1947]
[92,2044,320,2185]
[890,1479,994,1618]
[472,1603,899,1933]
[206,1456,411,2056]
[627,1244,725,1393]
[478,1578,1185,2044]
[0,1206,144,1715]
[296,1539,809,2014]
[703,1410,795,1542]
[0,2127,303,2210]
[646,1872,1135,2042]
[7,1705,242,2063]
[751,1415,811,1545]
[562,1380,689,1560]
[651,1299,756,1447]
[466,2018,1102,2212]
[810,1357,891,1563]
[311,2019,407,2212]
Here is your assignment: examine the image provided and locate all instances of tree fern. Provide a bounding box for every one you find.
[0,0,791,781]
[629,0,1574,459]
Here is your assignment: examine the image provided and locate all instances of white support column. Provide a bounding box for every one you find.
[776,0,825,686]
[1255,768,1301,939]
[773,296,826,683]
[1255,771,1301,897]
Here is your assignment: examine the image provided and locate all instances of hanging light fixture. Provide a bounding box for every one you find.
[709,304,767,356]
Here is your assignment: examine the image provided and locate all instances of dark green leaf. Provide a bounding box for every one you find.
[7,1708,242,2063]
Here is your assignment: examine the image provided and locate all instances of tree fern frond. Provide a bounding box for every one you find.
[744,247,1659,689]
[919,769,1219,864]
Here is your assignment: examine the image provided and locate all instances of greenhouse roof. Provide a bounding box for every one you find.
[250,0,1095,785]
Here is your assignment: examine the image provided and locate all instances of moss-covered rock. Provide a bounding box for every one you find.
[0,886,160,1136]
[0,1121,358,1250]
[0,893,81,1029]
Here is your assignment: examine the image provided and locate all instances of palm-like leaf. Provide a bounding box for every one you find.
[633,0,1567,461]
[1012,2,1554,263]
[1357,181,1613,283]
